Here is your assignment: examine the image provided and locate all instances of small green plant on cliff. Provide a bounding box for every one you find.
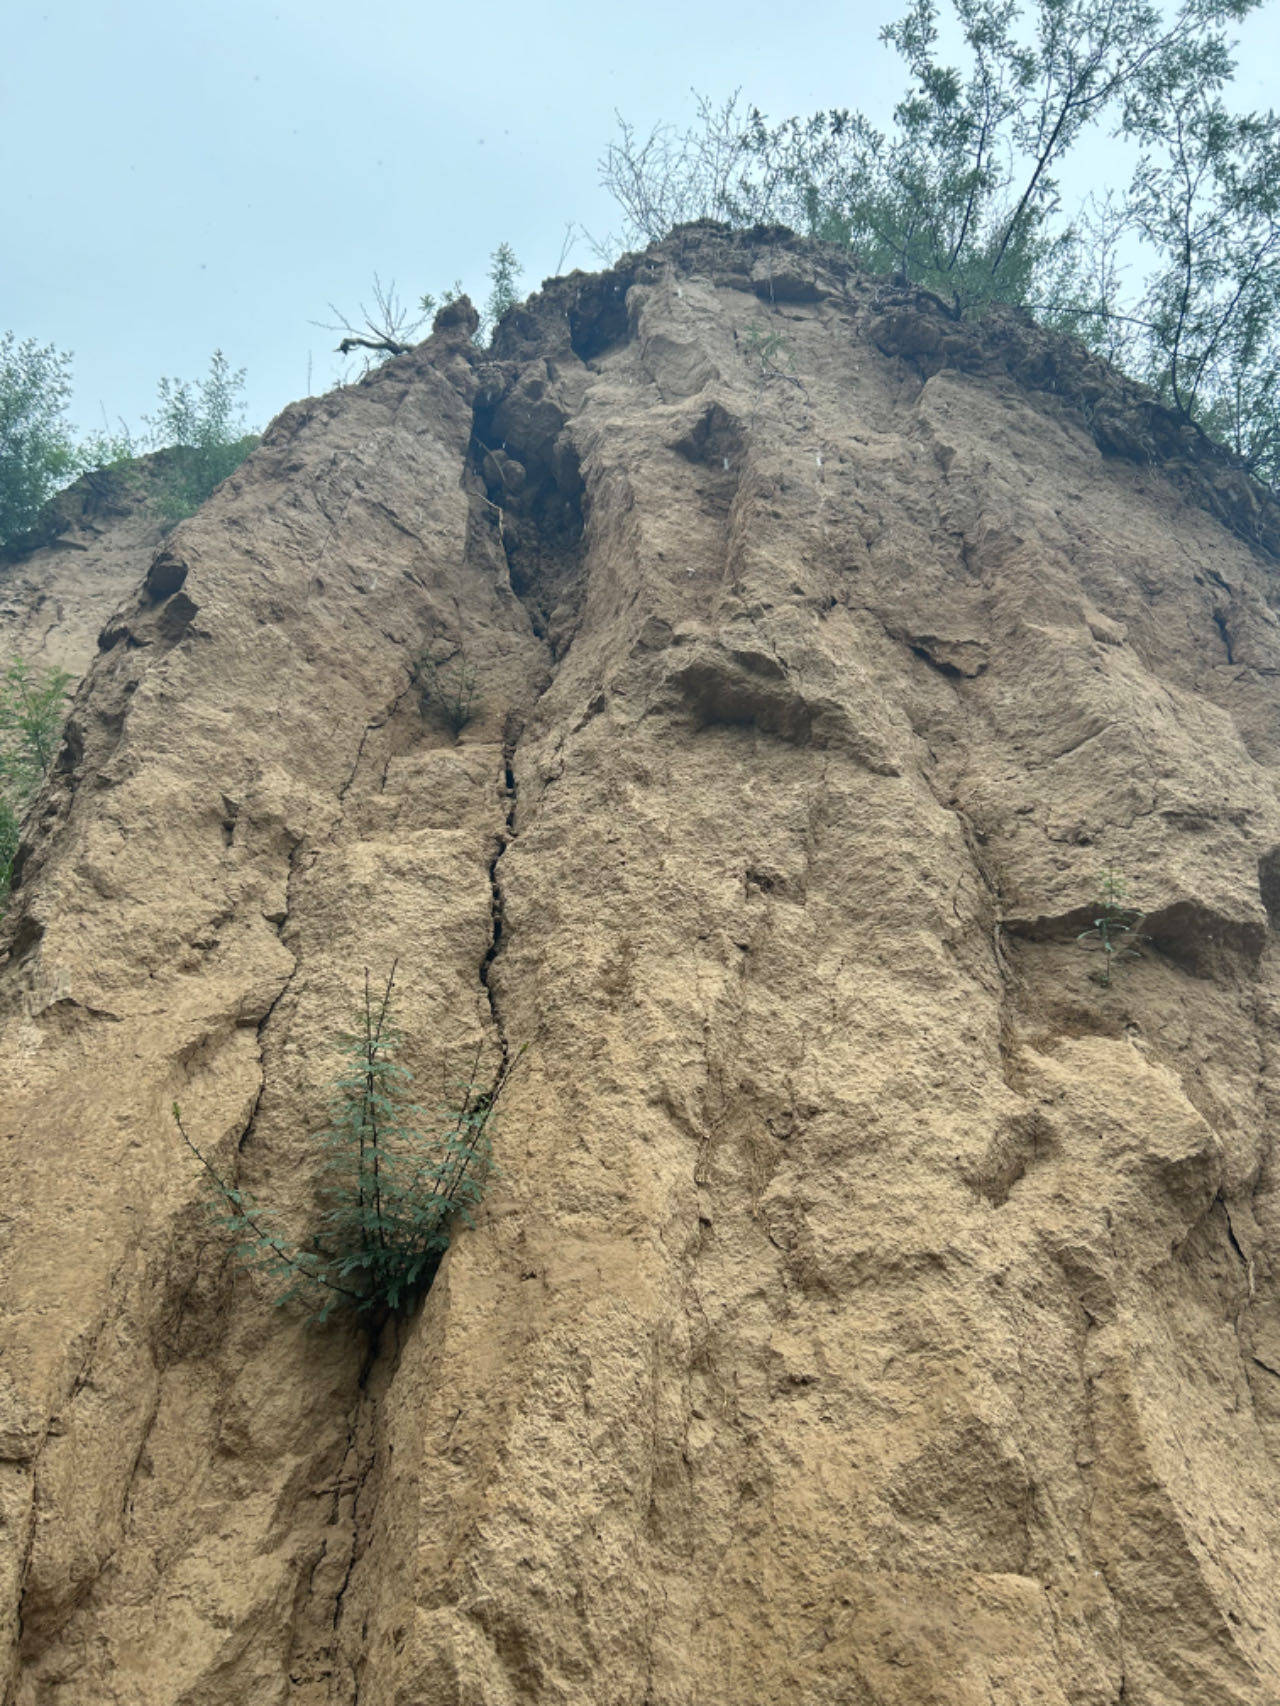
[1077,867,1146,987]
[0,657,70,900]
[1,333,260,550]
[415,646,481,735]
[174,964,515,1323]
[743,321,794,376]
[326,242,523,368]
[483,242,523,338]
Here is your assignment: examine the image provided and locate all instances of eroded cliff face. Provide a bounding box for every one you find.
[3,227,1280,1705]
[0,460,167,683]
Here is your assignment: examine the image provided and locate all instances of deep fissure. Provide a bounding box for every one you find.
[479,740,519,1075]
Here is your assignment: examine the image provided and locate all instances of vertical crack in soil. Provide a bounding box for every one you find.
[479,737,519,1073]
[236,832,307,1154]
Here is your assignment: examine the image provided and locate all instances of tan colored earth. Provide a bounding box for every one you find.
[2,226,1280,1703]
[0,460,167,684]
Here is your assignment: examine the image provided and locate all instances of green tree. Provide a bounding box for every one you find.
[602,0,1280,480]
[0,657,70,899]
[1125,97,1280,477]
[175,964,516,1324]
[145,350,258,521]
[0,336,80,552]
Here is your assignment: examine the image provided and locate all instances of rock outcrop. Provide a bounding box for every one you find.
[3,226,1280,1704]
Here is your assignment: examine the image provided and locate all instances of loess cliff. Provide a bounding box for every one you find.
[3,225,1280,1704]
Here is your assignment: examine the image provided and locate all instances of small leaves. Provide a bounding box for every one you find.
[743,323,795,376]
[175,965,516,1326]
[0,334,80,552]
[601,1,1280,480]
[144,351,258,522]
[1076,866,1147,986]
[0,655,70,904]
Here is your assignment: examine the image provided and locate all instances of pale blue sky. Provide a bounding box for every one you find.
[3,0,1277,437]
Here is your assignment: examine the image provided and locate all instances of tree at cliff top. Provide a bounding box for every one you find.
[143,350,259,521]
[0,340,259,546]
[324,243,526,372]
[0,335,80,552]
[602,0,1280,484]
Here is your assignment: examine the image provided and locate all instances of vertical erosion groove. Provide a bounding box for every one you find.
[479,738,519,1074]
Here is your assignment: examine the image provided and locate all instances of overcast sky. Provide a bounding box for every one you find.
[4,0,1277,438]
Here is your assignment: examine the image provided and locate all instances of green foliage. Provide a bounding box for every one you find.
[484,242,522,334]
[1121,97,1280,479]
[0,798,19,900]
[77,420,139,474]
[0,336,80,552]
[1076,867,1146,986]
[144,350,258,521]
[415,647,481,735]
[743,322,794,375]
[0,657,70,899]
[423,244,523,345]
[418,281,465,321]
[602,0,1280,481]
[175,965,515,1324]
[0,334,257,547]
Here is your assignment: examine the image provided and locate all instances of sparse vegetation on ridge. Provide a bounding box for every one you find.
[324,242,526,370]
[0,339,257,549]
[602,0,1280,486]
[143,351,258,521]
[0,336,81,551]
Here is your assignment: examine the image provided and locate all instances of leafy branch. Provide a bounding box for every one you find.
[175,963,519,1323]
[0,657,70,902]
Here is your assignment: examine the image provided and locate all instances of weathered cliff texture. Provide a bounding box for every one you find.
[3,227,1280,1705]
[0,460,168,685]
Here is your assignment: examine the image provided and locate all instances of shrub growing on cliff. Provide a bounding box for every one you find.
[743,322,795,378]
[322,274,433,368]
[602,0,1280,484]
[0,334,259,547]
[145,351,258,521]
[326,243,523,367]
[0,657,70,899]
[174,964,515,1323]
[484,242,523,337]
